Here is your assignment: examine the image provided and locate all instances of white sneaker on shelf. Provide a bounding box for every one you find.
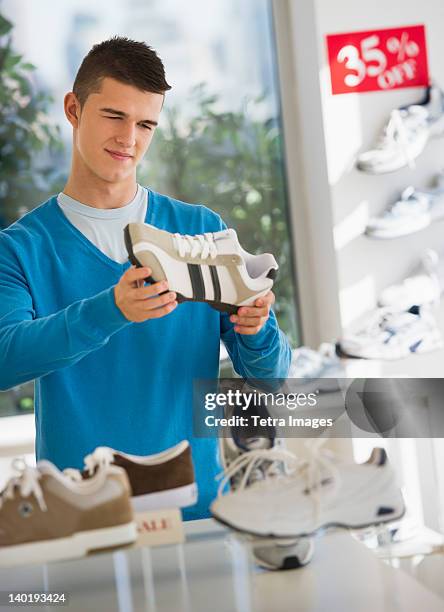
[378,275,441,311]
[357,106,429,174]
[413,82,444,135]
[366,186,431,238]
[357,83,444,174]
[288,344,344,393]
[366,171,444,239]
[211,441,405,538]
[378,249,441,312]
[338,305,442,360]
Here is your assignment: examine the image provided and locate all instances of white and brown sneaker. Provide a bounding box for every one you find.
[66,440,198,512]
[0,458,136,568]
[124,223,278,314]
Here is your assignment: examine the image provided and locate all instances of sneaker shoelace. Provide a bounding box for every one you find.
[377,108,427,169]
[217,440,340,522]
[382,187,429,219]
[173,232,218,260]
[0,458,47,512]
[64,447,115,481]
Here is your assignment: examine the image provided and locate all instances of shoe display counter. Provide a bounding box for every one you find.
[0,519,442,612]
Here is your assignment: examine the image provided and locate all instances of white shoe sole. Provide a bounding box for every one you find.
[132,482,198,512]
[212,490,405,539]
[252,538,315,570]
[339,331,442,360]
[0,521,137,568]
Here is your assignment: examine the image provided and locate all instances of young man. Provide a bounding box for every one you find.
[0,37,291,519]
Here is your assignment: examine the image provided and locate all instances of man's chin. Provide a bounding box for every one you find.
[95,168,136,184]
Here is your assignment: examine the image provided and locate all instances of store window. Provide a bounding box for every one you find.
[0,0,299,415]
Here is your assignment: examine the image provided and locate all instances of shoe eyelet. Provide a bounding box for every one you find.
[18,501,34,518]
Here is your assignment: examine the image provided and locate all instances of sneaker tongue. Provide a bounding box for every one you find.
[214,229,242,256]
[243,437,273,451]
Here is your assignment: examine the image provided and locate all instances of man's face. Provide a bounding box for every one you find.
[70,77,164,184]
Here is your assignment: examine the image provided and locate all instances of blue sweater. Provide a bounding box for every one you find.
[0,190,291,519]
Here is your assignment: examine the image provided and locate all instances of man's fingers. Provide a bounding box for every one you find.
[122,266,153,285]
[137,292,177,311]
[234,306,269,319]
[132,280,169,300]
[233,315,268,328]
[141,301,178,319]
[254,292,275,308]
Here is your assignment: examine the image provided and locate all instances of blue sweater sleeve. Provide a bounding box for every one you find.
[221,310,291,379]
[0,234,131,391]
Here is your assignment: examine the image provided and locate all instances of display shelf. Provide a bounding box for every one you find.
[0,519,442,611]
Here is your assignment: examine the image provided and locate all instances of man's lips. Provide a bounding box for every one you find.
[105,149,133,161]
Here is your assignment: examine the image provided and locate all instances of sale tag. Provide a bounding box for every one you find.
[326,25,429,95]
[134,508,185,548]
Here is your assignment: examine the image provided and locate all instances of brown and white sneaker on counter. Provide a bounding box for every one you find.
[0,458,137,568]
[65,440,197,512]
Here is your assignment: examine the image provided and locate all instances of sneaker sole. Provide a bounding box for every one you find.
[211,494,406,539]
[0,521,137,568]
[252,538,315,570]
[337,334,442,360]
[132,482,198,512]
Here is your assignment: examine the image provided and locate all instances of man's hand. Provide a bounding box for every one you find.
[114,267,177,323]
[229,291,275,335]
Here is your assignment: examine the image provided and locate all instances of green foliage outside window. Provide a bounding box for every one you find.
[0,12,64,227]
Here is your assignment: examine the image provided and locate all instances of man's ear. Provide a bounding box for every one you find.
[64,92,81,128]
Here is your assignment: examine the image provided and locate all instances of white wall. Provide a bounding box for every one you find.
[315,0,444,328]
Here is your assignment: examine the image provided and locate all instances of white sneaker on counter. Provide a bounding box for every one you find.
[211,442,405,538]
[219,430,314,570]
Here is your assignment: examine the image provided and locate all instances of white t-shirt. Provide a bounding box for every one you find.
[57,184,148,263]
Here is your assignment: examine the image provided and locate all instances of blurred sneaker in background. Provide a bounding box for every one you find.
[366,171,444,239]
[357,83,444,174]
[357,106,429,174]
[338,305,442,360]
[378,250,441,310]
[288,344,344,393]
[412,82,444,135]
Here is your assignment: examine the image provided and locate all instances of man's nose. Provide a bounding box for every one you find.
[115,122,136,148]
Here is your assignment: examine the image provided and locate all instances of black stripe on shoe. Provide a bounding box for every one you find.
[188,264,205,301]
[210,265,221,303]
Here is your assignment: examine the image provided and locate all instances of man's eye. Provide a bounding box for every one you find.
[105,116,121,120]
[140,125,152,131]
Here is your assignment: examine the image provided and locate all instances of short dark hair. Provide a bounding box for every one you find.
[72,36,171,108]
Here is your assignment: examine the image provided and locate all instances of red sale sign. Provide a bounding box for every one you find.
[326,25,429,95]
